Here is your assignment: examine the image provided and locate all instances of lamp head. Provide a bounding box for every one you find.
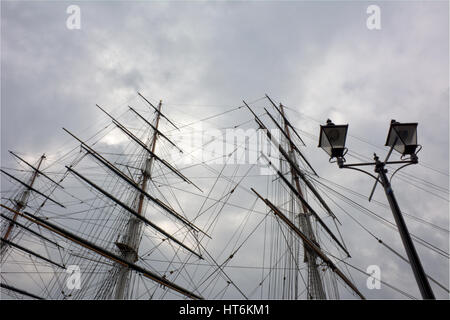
[385,120,419,156]
[318,119,349,159]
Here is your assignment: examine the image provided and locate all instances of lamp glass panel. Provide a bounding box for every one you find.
[324,126,347,148]
[319,128,332,156]
[386,123,417,154]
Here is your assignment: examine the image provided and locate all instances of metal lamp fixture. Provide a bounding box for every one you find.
[318,119,349,159]
[317,118,434,300]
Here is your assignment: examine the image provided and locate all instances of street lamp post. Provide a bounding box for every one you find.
[318,119,435,300]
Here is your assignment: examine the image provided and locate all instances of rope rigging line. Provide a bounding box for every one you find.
[311,179,449,294]
[4,93,447,301]
[309,176,449,260]
[310,173,449,234]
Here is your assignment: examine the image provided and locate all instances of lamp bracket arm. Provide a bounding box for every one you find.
[389,162,415,183]
[340,165,382,183]
[384,160,417,165]
[340,162,377,168]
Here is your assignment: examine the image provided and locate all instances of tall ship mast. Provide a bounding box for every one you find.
[110,100,162,300]
[243,97,360,299]
[1,93,448,300]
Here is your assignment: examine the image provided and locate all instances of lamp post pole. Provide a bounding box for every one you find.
[374,154,435,299]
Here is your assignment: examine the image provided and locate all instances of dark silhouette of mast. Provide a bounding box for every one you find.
[1,154,46,254]
[113,100,163,299]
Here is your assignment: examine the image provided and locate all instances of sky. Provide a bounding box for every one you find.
[1,0,449,300]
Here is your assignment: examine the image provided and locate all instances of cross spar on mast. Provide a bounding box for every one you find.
[1,204,203,300]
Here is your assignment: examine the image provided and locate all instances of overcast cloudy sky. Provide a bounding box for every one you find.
[1,1,448,300]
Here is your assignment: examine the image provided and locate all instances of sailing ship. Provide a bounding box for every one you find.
[1,93,448,300]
